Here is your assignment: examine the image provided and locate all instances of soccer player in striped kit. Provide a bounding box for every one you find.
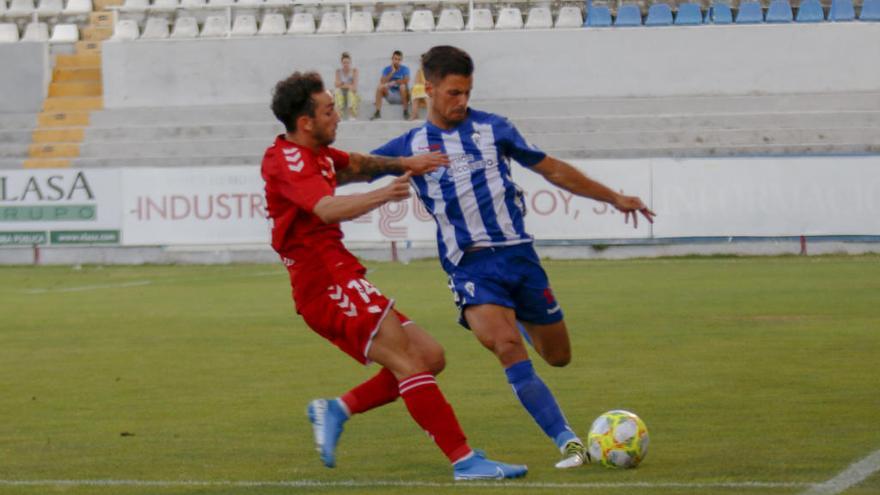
[371,46,656,469]
[263,71,528,480]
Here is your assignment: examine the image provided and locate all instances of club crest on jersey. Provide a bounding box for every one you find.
[464,281,476,297]
[471,131,481,145]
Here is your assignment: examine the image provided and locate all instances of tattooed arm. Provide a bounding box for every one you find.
[337,151,448,185]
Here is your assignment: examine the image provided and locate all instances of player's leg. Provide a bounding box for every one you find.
[368,311,527,479]
[372,86,387,119]
[399,85,410,119]
[349,91,360,119]
[520,320,571,367]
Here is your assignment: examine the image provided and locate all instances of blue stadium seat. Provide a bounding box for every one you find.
[735,1,764,22]
[829,0,855,20]
[706,2,734,23]
[675,2,704,24]
[860,0,880,20]
[766,0,793,21]
[615,3,643,25]
[646,3,673,24]
[795,0,825,21]
[585,5,613,26]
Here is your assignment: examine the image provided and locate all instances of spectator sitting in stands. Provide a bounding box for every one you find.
[371,50,410,120]
[409,66,427,121]
[334,52,360,121]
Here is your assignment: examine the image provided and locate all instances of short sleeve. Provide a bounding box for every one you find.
[401,66,411,79]
[371,132,411,158]
[326,147,350,170]
[382,66,391,77]
[497,118,546,167]
[268,155,333,213]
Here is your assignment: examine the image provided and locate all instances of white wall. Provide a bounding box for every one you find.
[0,43,49,113]
[102,23,880,109]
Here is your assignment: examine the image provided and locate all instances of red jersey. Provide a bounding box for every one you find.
[261,135,364,304]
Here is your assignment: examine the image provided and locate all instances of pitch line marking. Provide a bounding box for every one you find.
[0,479,813,490]
[800,449,880,495]
[21,280,152,294]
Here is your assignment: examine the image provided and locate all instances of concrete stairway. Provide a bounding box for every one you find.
[15,91,879,169]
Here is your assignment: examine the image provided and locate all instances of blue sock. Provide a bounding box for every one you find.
[505,360,577,449]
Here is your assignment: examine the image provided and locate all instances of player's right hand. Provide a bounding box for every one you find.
[383,171,412,202]
[404,152,449,176]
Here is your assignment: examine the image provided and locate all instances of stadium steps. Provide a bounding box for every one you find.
[24,6,110,169]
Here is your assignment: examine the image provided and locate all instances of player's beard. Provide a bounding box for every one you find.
[314,126,336,147]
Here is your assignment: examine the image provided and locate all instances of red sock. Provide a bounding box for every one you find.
[340,368,399,415]
[398,373,471,463]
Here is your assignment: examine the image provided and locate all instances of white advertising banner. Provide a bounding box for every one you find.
[651,156,880,237]
[120,166,271,246]
[0,169,122,246]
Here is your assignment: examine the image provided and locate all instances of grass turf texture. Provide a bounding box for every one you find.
[1,255,879,495]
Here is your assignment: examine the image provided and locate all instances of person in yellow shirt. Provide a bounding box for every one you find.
[409,66,427,121]
[334,52,360,120]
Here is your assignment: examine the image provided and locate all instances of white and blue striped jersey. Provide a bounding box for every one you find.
[372,109,547,273]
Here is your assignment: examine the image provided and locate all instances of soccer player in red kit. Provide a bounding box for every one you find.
[262,71,527,480]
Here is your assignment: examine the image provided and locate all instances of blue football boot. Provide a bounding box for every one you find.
[453,451,528,480]
[306,398,348,468]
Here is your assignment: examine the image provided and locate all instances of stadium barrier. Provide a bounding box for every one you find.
[0,42,50,113]
[1,156,878,252]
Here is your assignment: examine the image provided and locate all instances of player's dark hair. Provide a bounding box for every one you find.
[392,50,403,58]
[421,45,474,83]
[271,71,324,132]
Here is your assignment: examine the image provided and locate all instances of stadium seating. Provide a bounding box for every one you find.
[555,6,583,27]
[706,2,733,23]
[200,15,227,37]
[795,0,824,21]
[170,16,198,38]
[151,0,179,13]
[20,21,48,41]
[470,8,494,29]
[316,11,344,33]
[376,10,405,32]
[829,0,855,20]
[495,7,523,29]
[36,0,63,18]
[289,12,315,33]
[407,9,434,31]
[6,0,36,20]
[615,3,642,25]
[436,8,464,30]
[646,3,673,25]
[675,2,703,24]
[525,6,553,28]
[585,5,613,25]
[112,18,140,39]
[0,23,19,42]
[859,0,880,19]
[62,0,92,17]
[142,16,170,38]
[258,13,285,34]
[765,0,793,21]
[347,10,374,33]
[231,14,257,35]
[736,1,764,23]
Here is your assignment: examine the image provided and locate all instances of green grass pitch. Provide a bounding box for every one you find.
[1,255,879,495]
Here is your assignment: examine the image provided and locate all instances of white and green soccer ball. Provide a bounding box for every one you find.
[587,409,649,468]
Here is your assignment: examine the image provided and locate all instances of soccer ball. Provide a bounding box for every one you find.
[587,410,649,468]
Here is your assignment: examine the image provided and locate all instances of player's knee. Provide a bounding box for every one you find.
[544,349,571,368]
[425,347,446,375]
[493,338,528,365]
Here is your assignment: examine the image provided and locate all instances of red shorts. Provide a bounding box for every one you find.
[295,274,411,365]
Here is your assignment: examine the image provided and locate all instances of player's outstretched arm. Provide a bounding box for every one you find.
[531,156,656,228]
[338,152,448,184]
[313,172,412,224]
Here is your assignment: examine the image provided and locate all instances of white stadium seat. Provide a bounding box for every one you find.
[376,9,404,32]
[346,10,373,33]
[495,7,523,29]
[200,14,227,37]
[0,1,6,16]
[120,0,148,12]
[525,6,552,28]
[150,0,179,13]
[36,0,63,18]
[21,21,49,41]
[555,5,583,27]
[469,8,493,30]
[258,12,285,34]
[49,22,78,42]
[231,14,257,36]
[170,16,198,38]
[62,0,92,16]
[142,16,169,38]
[407,9,434,31]
[316,11,344,33]
[111,18,140,40]
[288,12,315,33]
[208,0,233,6]
[436,7,464,31]
[237,0,263,6]
[6,0,36,19]
[0,23,20,43]
[180,0,206,8]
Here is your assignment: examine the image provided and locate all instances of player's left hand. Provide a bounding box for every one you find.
[613,195,656,229]
[404,152,449,176]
